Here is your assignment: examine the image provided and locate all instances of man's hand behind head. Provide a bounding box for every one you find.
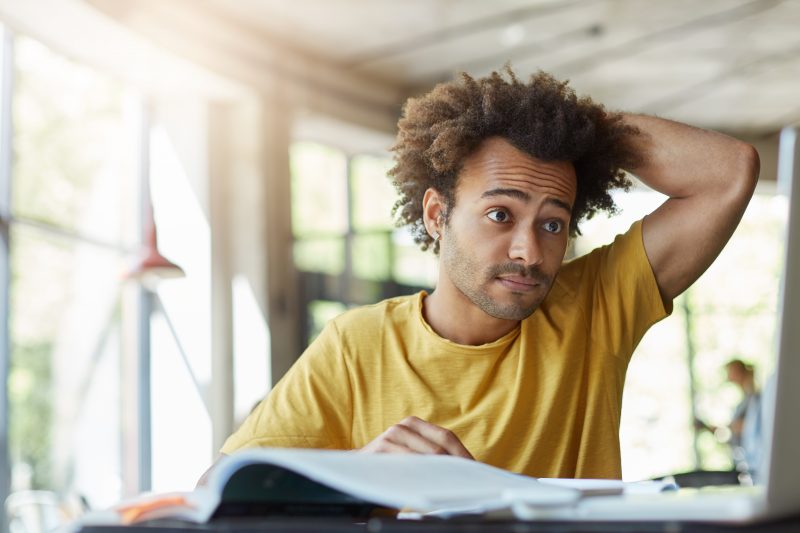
[358,416,473,459]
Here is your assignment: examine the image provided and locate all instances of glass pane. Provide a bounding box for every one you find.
[353,232,392,281]
[307,300,347,344]
[351,155,395,231]
[290,142,348,236]
[232,275,270,422]
[685,193,786,471]
[9,225,125,508]
[12,36,138,246]
[149,120,213,398]
[293,238,344,275]
[147,105,215,491]
[150,309,211,492]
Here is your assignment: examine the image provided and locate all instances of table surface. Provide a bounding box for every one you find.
[77,512,800,533]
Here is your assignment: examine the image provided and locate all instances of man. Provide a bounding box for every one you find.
[213,69,758,480]
[697,359,762,475]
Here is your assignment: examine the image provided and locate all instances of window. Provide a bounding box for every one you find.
[2,29,216,515]
[8,33,137,508]
[290,141,436,345]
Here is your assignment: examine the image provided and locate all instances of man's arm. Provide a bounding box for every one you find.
[624,114,760,302]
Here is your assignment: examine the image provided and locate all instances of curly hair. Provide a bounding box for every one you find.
[389,67,643,253]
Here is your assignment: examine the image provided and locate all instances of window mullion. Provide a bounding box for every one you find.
[0,25,15,533]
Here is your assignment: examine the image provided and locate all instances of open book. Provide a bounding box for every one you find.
[79,448,675,525]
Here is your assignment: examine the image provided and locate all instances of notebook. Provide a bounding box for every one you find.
[513,126,800,524]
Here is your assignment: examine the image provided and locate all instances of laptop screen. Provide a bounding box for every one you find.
[762,126,800,515]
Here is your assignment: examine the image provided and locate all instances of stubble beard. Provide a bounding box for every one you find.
[441,232,555,321]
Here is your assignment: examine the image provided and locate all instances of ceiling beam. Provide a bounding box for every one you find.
[551,0,784,78]
[340,0,589,70]
[454,24,602,77]
[641,43,800,117]
[0,0,246,101]
[87,0,405,133]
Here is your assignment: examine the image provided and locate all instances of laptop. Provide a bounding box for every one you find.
[515,126,800,524]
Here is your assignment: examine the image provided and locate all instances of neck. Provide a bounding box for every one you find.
[422,287,520,345]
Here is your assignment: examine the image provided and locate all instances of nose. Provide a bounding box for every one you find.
[508,227,544,266]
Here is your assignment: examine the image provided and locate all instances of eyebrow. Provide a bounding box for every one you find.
[481,188,573,213]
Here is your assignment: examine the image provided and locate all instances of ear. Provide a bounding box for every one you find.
[422,188,445,239]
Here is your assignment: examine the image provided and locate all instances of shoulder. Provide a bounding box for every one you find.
[329,292,422,338]
[540,220,670,360]
[300,293,421,367]
[555,220,650,296]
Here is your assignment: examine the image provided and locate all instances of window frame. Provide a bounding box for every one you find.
[0,27,157,523]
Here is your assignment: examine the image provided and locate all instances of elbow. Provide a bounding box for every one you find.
[736,142,760,197]
[718,142,759,207]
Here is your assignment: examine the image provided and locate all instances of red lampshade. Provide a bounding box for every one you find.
[125,206,184,289]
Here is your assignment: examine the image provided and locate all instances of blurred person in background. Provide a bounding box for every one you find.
[696,359,762,477]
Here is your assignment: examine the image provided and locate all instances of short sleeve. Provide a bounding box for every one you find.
[564,220,672,362]
[220,321,353,453]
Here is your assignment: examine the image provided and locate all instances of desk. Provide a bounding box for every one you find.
[78,514,800,533]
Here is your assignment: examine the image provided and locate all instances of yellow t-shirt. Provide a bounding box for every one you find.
[221,220,670,478]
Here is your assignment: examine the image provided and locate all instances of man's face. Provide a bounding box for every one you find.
[438,137,577,321]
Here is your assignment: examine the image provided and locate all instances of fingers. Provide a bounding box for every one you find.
[382,423,450,455]
[397,416,474,459]
[358,416,474,459]
[364,438,416,454]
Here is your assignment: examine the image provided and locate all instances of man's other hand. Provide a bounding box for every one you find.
[358,416,474,459]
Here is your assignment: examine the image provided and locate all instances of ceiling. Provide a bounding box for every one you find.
[89,0,800,135]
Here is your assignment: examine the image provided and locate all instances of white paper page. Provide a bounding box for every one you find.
[218,448,580,512]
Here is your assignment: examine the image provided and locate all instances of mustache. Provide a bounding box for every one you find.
[487,263,551,284]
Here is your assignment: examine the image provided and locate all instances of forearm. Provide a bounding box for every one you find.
[622,114,759,200]
[621,114,760,301]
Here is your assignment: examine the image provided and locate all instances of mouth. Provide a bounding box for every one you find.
[496,276,540,292]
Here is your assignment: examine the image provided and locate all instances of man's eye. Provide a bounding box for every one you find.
[487,209,509,223]
[543,220,563,233]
